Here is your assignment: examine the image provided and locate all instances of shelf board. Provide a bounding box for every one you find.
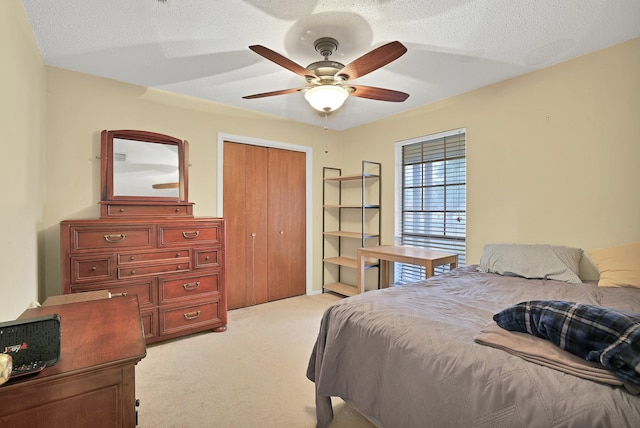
[324,231,379,239]
[323,282,359,297]
[324,173,379,182]
[324,204,380,209]
[323,256,377,269]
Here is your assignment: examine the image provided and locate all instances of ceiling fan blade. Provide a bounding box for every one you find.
[349,85,410,102]
[249,45,314,79]
[337,41,408,81]
[242,88,303,99]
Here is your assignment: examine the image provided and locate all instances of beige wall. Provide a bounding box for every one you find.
[0,0,47,319]
[3,0,639,319]
[339,37,640,279]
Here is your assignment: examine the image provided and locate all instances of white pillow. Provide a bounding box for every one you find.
[478,244,583,283]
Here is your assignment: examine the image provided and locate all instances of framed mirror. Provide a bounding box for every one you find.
[101,129,189,203]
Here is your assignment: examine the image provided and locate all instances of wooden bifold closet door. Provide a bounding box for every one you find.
[223,142,306,309]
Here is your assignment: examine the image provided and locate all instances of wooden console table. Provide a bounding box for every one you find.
[0,296,146,427]
[357,245,458,293]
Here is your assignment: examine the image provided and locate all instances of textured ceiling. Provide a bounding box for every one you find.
[21,0,640,131]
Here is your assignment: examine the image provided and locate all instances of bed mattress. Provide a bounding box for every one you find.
[307,266,640,428]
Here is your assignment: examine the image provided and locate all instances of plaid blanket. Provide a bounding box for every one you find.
[493,300,640,388]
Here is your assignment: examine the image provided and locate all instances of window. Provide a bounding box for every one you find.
[395,129,466,283]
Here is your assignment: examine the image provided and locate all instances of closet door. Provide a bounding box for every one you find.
[224,142,306,308]
[267,148,306,300]
[223,142,268,309]
[245,145,269,305]
[223,142,245,309]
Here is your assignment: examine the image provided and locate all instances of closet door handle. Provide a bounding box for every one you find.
[182,231,200,239]
[104,234,126,243]
[183,311,201,320]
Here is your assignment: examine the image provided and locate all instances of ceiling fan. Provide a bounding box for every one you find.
[242,37,409,113]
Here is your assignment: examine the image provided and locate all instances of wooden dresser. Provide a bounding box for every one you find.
[60,217,227,344]
[0,296,146,427]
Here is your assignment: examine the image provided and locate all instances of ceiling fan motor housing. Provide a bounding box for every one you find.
[306,60,345,83]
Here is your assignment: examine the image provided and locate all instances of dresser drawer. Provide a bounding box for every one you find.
[158,222,223,247]
[194,248,222,269]
[71,256,115,284]
[70,225,154,252]
[159,301,221,336]
[71,279,157,308]
[102,203,193,218]
[159,273,220,304]
[118,249,190,264]
[118,261,190,279]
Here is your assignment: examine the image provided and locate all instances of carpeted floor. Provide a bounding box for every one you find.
[136,293,376,427]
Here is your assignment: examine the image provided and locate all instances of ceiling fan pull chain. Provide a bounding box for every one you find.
[323,112,330,153]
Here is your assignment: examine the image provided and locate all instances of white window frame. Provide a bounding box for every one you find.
[394,128,466,283]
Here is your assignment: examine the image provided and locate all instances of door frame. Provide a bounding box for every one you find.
[217,133,313,296]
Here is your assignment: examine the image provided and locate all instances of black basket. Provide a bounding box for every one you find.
[0,314,61,367]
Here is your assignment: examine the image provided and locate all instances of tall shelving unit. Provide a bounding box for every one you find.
[322,161,381,296]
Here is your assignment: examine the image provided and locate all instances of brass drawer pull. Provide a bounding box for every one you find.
[204,256,210,261]
[183,281,200,291]
[90,266,97,271]
[183,310,201,320]
[182,231,200,239]
[104,234,126,243]
[110,292,128,297]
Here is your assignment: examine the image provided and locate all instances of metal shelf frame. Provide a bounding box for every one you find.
[322,161,382,296]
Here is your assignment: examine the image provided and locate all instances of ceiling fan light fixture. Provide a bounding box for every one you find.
[304,85,349,112]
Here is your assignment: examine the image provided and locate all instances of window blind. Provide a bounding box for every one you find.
[398,132,466,283]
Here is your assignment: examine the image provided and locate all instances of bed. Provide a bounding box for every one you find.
[307,244,640,428]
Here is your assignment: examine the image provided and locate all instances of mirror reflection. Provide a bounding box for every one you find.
[112,138,180,198]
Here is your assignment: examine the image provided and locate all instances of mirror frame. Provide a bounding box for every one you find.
[101,129,189,203]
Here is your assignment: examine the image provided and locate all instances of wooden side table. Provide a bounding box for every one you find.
[0,296,146,427]
[357,245,458,293]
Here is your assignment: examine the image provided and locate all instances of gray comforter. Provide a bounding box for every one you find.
[307,266,640,428]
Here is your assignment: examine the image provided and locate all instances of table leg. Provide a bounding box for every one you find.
[380,260,389,288]
[424,261,435,278]
[357,249,365,294]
